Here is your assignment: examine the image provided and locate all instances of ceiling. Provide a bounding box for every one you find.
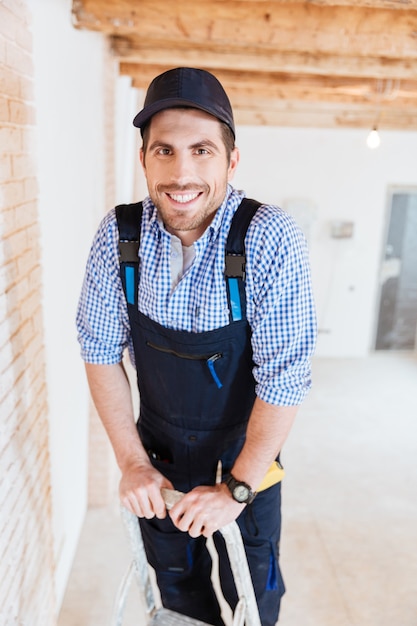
[71,0,417,130]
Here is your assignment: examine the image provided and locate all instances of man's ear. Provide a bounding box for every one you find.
[139,147,145,170]
[227,147,240,182]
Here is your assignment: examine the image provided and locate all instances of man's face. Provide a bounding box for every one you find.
[140,108,239,245]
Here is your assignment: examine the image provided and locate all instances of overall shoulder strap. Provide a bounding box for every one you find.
[115,201,143,308]
[225,197,262,322]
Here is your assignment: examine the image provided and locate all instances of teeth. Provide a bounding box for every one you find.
[169,193,199,204]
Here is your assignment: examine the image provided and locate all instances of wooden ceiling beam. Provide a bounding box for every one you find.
[73,1,417,60]
[231,0,417,8]
[125,64,417,129]
[115,37,417,81]
[234,101,417,130]
[228,79,417,107]
[123,63,417,107]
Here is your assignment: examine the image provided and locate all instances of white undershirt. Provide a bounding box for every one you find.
[170,233,196,288]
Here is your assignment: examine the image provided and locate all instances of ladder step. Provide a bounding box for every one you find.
[149,607,214,626]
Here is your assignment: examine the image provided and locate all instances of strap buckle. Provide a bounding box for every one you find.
[225,254,246,280]
[118,240,139,263]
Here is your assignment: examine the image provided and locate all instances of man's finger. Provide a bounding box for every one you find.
[121,493,143,518]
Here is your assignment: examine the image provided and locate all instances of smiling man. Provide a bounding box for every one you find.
[76,67,317,626]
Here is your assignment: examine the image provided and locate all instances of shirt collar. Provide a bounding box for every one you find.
[207,184,238,240]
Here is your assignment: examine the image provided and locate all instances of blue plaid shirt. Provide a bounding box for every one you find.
[76,185,316,406]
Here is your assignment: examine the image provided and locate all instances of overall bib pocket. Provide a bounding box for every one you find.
[146,341,223,389]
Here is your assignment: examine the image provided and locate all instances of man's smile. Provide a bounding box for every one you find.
[167,192,201,204]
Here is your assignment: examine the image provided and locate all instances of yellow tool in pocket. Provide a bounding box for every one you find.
[257,461,285,492]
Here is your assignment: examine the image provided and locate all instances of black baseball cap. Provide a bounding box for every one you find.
[133,67,235,138]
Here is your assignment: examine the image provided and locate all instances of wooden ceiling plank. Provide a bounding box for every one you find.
[228,85,417,107]
[73,1,417,59]
[236,0,417,9]
[129,81,417,111]
[234,103,417,130]
[115,37,417,81]
[124,63,417,107]
[229,88,417,108]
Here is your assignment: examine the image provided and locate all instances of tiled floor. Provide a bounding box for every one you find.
[58,353,417,626]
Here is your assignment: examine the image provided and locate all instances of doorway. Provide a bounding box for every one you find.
[375,189,417,350]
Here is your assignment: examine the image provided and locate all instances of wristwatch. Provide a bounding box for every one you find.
[224,474,256,504]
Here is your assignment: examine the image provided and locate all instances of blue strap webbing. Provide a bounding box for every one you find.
[227,277,242,322]
[115,202,143,309]
[124,265,136,305]
[225,198,261,323]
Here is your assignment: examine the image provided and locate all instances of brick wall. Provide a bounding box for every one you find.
[0,0,56,623]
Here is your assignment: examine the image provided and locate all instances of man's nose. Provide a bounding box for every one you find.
[169,152,194,182]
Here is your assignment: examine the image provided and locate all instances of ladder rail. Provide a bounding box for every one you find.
[113,489,262,626]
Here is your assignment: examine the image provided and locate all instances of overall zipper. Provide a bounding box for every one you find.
[146,341,223,389]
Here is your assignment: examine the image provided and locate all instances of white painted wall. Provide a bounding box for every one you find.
[115,76,141,204]
[233,127,417,356]
[28,0,107,608]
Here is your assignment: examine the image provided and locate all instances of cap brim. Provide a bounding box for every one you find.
[133,97,235,137]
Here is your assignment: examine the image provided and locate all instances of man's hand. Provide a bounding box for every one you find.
[119,459,174,520]
[84,362,175,520]
[168,483,244,537]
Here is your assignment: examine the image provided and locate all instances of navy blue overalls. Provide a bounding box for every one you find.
[116,199,285,626]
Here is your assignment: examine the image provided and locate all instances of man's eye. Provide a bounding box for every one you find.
[157,148,170,155]
[196,148,209,155]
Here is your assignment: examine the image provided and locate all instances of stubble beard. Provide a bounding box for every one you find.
[152,182,226,234]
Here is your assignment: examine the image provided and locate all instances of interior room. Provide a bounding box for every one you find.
[1,1,416,625]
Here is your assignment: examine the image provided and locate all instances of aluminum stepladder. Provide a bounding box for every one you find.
[111,488,262,626]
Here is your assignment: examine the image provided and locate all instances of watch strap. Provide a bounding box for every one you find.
[224,474,256,504]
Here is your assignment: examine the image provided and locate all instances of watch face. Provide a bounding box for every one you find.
[234,485,250,502]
